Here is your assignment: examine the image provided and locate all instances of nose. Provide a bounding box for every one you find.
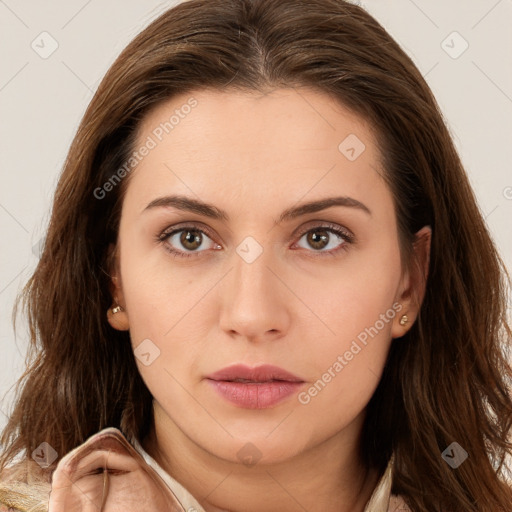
[218,244,291,343]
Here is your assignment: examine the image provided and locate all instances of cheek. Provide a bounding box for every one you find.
[293,246,402,408]
[118,234,215,390]
[312,297,396,386]
[118,227,197,338]
[305,243,401,346]
[293,304,398,444]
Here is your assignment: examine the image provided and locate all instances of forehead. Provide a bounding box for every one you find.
[137,87,377,156]
[124,87,389,218]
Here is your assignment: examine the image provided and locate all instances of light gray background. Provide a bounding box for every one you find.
[1,0,511,431]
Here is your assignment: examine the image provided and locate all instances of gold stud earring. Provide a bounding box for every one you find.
[111,305,124,314]
[399,314,408,326]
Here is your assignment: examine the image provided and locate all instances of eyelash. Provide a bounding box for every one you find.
[156,222,355,259]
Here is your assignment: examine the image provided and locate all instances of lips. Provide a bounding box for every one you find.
[205,364,305,409]
[207,364,304,383]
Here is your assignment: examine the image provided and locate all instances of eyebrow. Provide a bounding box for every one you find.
[143,194,371,222]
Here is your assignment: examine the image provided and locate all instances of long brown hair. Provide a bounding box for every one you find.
[1,0,511,510]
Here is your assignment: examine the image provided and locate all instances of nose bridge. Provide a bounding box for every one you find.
[218,237,289,340]
[234,241,272,297]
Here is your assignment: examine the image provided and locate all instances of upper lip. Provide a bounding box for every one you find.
[206,364,304,383]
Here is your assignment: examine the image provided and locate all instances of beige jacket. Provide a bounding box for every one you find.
[0,427,410,511]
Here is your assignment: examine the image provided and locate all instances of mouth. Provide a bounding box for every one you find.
[225,378,289,383]
[205,364,305,409]
[206,363,304,383]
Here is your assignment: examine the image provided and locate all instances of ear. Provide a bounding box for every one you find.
[391,225,432,338]
[106,242,130,332]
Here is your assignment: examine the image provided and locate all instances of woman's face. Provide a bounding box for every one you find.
[109,87,421,464]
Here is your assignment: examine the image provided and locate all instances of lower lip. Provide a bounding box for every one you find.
[206,379,304,409]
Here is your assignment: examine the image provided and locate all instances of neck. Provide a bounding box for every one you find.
[142,403,381,512]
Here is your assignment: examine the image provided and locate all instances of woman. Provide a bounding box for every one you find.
[1,0,511,510]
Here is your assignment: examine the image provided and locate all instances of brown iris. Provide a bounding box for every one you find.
[180,229,203,250]
[306,229,330,250]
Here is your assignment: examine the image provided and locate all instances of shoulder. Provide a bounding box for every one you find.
[0,459,51,512]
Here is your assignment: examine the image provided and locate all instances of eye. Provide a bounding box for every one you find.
[158,225,221,259]
[157,222,354,259]
[294,224,354,256]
